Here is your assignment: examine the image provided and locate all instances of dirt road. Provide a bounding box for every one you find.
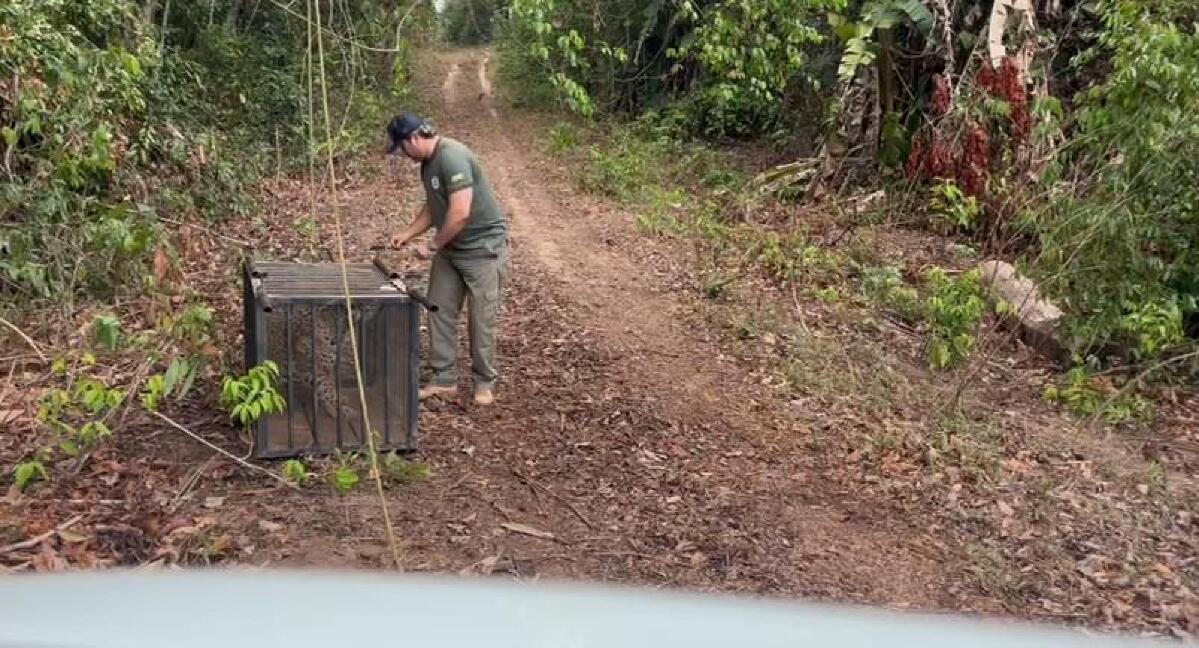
[265,49,951,608]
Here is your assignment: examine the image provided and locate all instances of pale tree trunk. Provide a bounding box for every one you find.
[141,0,157,29]
[988,0,1037,80]
[225,0,244,31]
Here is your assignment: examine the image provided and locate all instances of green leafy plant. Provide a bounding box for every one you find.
[830,0,934,83]
[502,0,606,117]
[677,0,842,136]
[329,451,361,493]
[755,232,799,282]
[1030,0,1199,360]
[331,466,360,493]
[0,0,419,306]
[13,460,48,491]
[93,315,122,351]
[547,122,579,154]
[74,378,125,416]
[924,268,986,369]
[1043,366,1149,424]
[143,357,202,412]
[141,375,168,411]
[36,374,123,456]
[281,459,311,485]
[635,188,687,237]
[176,305,216,348]
[219,361,286,438]
[381,452,433,484]
[861,265,921,320]
[930,180,982,232]
[798,244,847,285]
[578,128,670,201]
[691,202,734,246]
[1119,301,1184,360]
[77,421,113,448]
[815,287,841,303]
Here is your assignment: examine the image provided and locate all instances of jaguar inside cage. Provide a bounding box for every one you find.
[242,259,425,459]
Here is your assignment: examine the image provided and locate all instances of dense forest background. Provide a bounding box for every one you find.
[443,0,1198,376]
[6,0,1194,381]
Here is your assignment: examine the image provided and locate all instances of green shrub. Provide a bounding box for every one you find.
[930,180,981,233]
[924,268,985,369]
[0,1,418,305]
[862,265,921,320]
[547,122,579,154]
[1043,366,1149,424]
[1031,0,1199,359]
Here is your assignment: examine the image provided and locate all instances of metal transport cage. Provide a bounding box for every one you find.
[242,258,423,459]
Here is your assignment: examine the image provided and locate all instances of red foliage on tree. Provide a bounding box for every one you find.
[905,135,925,179]
[977,62,998,95]
[929,137,954,180]
[931,74,951,117]
[998,57,1030,141]
[959,123,991,196]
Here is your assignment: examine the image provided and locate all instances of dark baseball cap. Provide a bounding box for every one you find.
[387,113,426,154]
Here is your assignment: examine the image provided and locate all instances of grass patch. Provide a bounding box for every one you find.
[547,122,580,154]
[634,188,687,237]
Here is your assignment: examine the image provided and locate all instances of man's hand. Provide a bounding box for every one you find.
[409,239,436,261]
[391,206,432,252]
[424,239,439,257]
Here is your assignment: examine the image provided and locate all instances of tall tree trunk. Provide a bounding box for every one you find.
[878,28,895,120]
[141,0,157,29]
[809,66,878,198]
[225,0,244,32]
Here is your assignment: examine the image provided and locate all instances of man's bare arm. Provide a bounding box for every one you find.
[391,204,432,248]
[432,188,473,249]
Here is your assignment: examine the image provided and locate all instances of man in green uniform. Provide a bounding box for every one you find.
[387,113,509,405]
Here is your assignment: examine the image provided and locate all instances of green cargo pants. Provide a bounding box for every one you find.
[426,245,510,389]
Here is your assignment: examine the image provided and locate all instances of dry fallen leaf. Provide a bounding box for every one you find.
[204,496,226,509]
[258,520,283,533]
[153,246,171,282]
[501,522,555,540]
[57,530,89,544]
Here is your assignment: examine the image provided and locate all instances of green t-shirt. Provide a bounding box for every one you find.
[420,137,507,255]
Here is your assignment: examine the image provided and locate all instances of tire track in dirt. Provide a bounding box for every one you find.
[410,49,954,608]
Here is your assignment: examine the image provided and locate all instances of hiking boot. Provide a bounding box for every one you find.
[419,383,456,400]
[474,386,495,406]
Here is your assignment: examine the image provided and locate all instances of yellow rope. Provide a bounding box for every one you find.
[310,0,404,570]
[305,0,317,233]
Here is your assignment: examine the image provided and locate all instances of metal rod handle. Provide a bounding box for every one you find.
[372,256,438,312]
[405,289,438,312]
